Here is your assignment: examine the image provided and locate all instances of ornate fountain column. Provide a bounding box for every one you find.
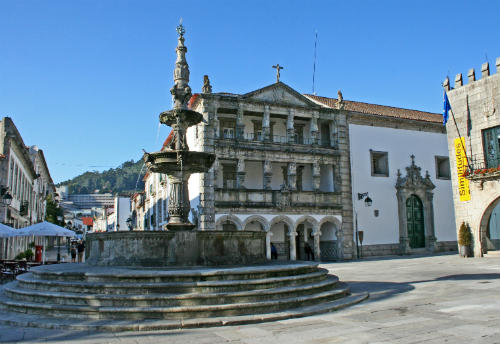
[144,23,215,231]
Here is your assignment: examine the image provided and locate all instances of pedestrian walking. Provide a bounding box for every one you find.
[77,241,85,263]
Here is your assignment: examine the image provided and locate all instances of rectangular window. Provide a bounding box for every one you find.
[370,150,389,177]
[222,164,237,189]
[435,156,451,179]
[482,126,500,168]
[320,123,331,147]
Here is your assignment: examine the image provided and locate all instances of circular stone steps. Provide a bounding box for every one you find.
[0,261,368,330]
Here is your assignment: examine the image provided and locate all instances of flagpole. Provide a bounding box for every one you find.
[448,104,473,172]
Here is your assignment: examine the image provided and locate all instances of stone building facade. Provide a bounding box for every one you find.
[188,82,352,261]
[0,117,55,228]
[443,58,500,256]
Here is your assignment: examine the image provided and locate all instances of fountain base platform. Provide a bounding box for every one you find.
[85,231,267,267]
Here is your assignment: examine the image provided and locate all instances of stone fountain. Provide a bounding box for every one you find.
[143,23,214,232]
[0,24,367,331]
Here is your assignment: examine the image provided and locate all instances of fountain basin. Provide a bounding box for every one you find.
[144,150,215,174]
[159,108,204,127]
[85,231,267,266]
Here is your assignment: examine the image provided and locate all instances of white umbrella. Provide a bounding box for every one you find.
[0,223,15,238]
[15,222,76,263]
[16,221,76,238]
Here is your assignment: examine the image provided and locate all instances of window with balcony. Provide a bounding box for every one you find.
[320,123,331,147]
[294,124,304,144]
[435,156,451,179]
[222,164,237,189]
[370,150,389,177]
[483,126,500,168]
[220,118,236,139]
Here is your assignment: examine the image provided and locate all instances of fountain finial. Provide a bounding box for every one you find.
[171,19,191,110]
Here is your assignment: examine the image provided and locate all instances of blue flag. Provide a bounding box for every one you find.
[443,92,451,125]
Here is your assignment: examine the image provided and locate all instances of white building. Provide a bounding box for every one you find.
[308,95,456,256]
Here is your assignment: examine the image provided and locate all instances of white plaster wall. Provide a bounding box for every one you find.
[349,124,455,245]
[245,161,263,189]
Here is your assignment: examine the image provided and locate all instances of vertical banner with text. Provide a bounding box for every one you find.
[454,137,470,202]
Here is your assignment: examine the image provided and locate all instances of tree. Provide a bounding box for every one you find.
[45,194,64,226]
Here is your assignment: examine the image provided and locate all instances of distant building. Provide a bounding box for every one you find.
[444,58,500,256]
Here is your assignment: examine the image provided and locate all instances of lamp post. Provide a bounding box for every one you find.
[0,186,13,206]
[355,192,372,259]
[56,216,63,262]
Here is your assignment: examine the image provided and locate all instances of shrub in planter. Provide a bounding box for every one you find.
[458,222,472,257]
[24,249,34,261]
[15,251,26,260]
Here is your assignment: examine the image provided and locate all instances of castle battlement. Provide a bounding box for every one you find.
[443,57,500,90]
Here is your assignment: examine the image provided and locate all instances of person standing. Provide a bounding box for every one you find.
[77,241,85,263]
[70,244,77,263]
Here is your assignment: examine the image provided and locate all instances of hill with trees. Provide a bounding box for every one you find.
[57,159,146,195]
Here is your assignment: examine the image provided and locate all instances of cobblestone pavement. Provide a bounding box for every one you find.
[0,253,498,344]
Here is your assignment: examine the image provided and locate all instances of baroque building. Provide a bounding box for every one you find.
[444,58,500,256]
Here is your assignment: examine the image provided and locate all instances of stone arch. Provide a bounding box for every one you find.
[243,215,270,232]
[318,216,342,233]
[269,215,294,233]
[215,215,243,231]
[269,215,294,260]
[294,215,319,232]
[479,196,500,255]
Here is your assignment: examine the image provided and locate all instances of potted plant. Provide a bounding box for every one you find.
[458,222,472,257]
[24,248,34,261]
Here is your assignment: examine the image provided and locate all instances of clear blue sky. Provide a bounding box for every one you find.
[1,0,498,183]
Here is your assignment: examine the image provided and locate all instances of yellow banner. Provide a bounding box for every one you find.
[454,137,470,202]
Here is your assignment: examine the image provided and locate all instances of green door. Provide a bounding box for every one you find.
[407,195,425,248]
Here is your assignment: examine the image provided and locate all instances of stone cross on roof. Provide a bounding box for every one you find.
[272,64,284,83]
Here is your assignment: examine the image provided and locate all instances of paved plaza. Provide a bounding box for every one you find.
[0,253,498,344]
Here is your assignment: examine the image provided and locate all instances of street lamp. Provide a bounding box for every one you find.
[0,186,13,206]
[56,216,63,262]
[126,217,133,231]
[355,192,373,259]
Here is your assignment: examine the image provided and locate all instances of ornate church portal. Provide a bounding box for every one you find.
[396,155,437,254]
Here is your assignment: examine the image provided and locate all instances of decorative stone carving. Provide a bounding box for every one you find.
[262,105,271,141]
[202,75,212,94]
[287,109,295,143]
[263,160,272,190]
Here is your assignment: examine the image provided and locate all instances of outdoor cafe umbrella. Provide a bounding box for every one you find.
[15,222,76,263]
[0,223,15,238]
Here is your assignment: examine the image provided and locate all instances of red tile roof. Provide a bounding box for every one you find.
[305,94,442,124]
[81,217,93,226]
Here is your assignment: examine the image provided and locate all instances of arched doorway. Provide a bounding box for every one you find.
[407,195,425,249]
[319,222,337,261]
[270,222,290,260]
[480,197,500,253]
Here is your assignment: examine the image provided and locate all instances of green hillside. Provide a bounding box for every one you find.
[58,159,146,195]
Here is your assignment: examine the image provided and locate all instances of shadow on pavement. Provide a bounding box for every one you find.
[346,272,500,304]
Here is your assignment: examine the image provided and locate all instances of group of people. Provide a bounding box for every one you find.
[70,241,85,263]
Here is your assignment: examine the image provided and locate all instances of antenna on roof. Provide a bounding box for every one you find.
[312,30,318,95]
